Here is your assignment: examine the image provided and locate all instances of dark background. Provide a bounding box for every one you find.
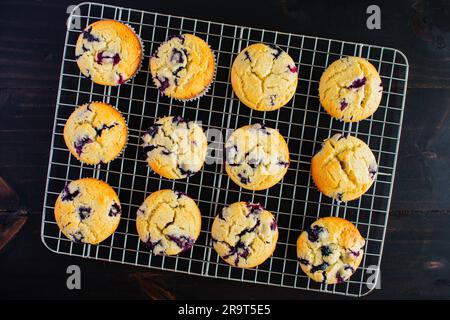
[0,0,449,299]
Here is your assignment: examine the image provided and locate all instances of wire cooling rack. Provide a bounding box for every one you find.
[41,2,409,297]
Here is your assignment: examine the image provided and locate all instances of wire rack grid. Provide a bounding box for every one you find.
[41,2,409,297]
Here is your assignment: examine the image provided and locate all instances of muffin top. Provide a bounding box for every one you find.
[319,56,383,122]
[311,133,378,202]
[54,178,122,245]
[75,20,142,86]
[64,102,128,165]
[225,124,290,190]
[297,216,365,284]
[212,202,278,268]
[150,34,215,100]
[231,43,298,111]
[142,115,208,179]
[136,190,202,255]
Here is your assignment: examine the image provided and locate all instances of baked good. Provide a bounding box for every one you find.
[231,43,298,111]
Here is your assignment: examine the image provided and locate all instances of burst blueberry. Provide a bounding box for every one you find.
[277,161,289,167]
[168,34,185,43]
[170,48,185,64]
[335,271,345,284]
[298,258,309,266]
[269,94,276,106]
[288,65,297,73]
[117,73,126,85]
[340,99,348,110]
[238,219,260,237]
[167,235,194,251]
[269,44,282,59]
[321,245,332,256]
[146,123,161,138]
[146,239,162,251]
[237,173,250,184]
[95,122,118,137]
[178,166,195,177]
[156,75,170,92]
[82,26,99,42]
[247,158,260,169]
[246,202,263,215]
[270,219,277,231]
[310,262,328,273]
[78,206,91,220]
[74,136,93,156]
[369,165,378,179]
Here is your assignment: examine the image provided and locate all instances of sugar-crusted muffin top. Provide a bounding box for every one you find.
[136,189,201,255]
[212,202,278,268]
[64,101,128,165]
[54,178,121,244]
[75,20,142,86]
[231,43,298,111]
[150,34,215,100]
[142,115,208,179]
[225,123,290,190]
[297,216,365,284]
[319,56,382,122]
[311,133,378,202]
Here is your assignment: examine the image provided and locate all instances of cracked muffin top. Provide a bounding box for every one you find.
[297,216,365,285]
[150,34,215,100]
[136,189,202,255]
[311,133,378,202]
[231,43,298,111]
[63,101,128,165]
[225,123,290,190]
[142,115,208,180]
[211,202,278,268]
[54,178,121,245]
[319,56,382,122]
[75,20,143,86]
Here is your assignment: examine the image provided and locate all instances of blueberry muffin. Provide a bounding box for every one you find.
[211,202,278,268]
[319,56,382,122]
[311,133,378,202]
[63,102,128,165]
[231,43,298,111]
[150,34,215,100]
[75,20,143,86]
[54,178,121,244]
[136,190,201,255]
[297,217,365,284]
[225,124,290,190]
[142,115,208,179]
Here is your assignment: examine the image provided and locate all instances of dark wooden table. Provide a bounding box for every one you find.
[0,0,449,299]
